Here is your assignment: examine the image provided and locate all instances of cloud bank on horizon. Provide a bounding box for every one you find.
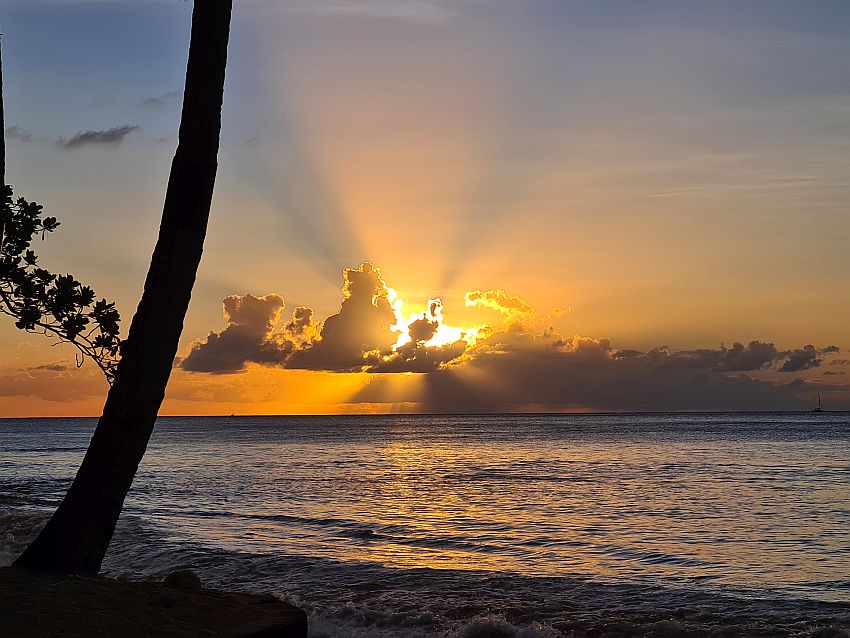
[178,263,847,412]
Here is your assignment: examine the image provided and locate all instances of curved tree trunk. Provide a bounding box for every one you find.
[14,1,233,576]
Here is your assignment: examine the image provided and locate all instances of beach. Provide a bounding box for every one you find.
[0,566,306,637]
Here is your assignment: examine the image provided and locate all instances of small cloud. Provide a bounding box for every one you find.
[465,289,533,317]
[142,90,182,108]
[288,0,458,24]
[29,362,70,372]
[5,126,33,143]
[56,125,139,150]
[0,363,106,402]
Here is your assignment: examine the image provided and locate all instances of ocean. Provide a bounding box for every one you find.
[2,413,849,637]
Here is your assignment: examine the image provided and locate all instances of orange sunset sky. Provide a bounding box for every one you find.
[1,1,849,415]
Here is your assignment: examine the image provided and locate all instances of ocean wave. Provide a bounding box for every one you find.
[2,506,849,637]
[0,508,49,567]
[125,505,515,556]
[131,504,724,572]
[0,477,70,509]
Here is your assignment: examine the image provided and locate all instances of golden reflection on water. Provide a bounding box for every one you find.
[113,414,850,599]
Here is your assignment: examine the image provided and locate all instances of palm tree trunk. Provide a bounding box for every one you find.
[14,0,233,576]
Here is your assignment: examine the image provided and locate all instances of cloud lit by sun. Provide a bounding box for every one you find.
[164,261,849,413]
[388,290,481,351]
[3,260,847,417]
[179,262,485,375]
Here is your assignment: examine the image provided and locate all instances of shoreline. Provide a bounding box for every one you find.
[0,566,307,637]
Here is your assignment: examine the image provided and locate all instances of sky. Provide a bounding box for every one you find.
[1,0,849,415]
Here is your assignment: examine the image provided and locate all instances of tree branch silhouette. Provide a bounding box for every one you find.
[0,185,121,381]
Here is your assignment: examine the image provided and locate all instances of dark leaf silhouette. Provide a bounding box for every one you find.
[0,184,121,381]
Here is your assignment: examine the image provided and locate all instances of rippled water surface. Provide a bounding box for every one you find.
[2,413,850,636]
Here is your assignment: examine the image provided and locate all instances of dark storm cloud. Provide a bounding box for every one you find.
[351,310,849,411]
[778,345,822,372]
[434,354,829,412]
[659,340,780,372]
[356,329,849,412]
[56,125,139,150]
[366,340,468,373]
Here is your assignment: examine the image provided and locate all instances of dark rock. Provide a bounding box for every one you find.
[150,595,177,608]
[163,568,202,591]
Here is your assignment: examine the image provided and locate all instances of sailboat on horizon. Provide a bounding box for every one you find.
[812,393,824,413]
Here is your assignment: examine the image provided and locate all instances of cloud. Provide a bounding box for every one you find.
[182,263,471,374]
[366,339,468,373]
[286,263,399,371]
[182,294,289,373]
[142,90,182,108]
[180,262,847,412]
[181,264,400,373]
[657,340,781,372]
[5,126,33,143]
[364,299,469,373]
[0,363,106,402]
[779,345,822,372]
[31,362,70,372]
[286,0,459,24]
[356,327,848,412]
[465,289,533,317]
[56,125,139,150]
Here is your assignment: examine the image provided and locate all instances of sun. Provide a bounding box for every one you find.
[387,288,481,350]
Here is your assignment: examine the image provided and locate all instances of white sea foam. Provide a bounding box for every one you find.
[0,508,48,567]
